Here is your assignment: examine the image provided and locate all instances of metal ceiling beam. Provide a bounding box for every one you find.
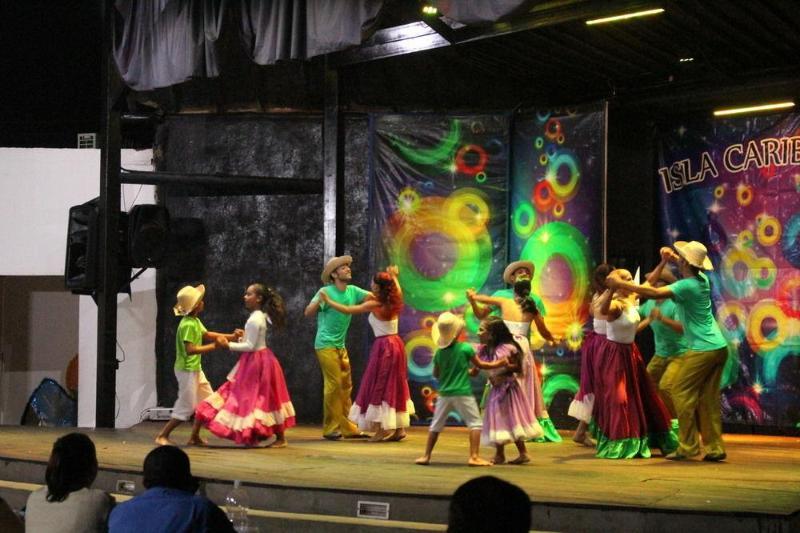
[331,0,660,66]
[120,170,322,196]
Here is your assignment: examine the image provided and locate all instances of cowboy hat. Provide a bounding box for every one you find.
[431,312,465,349]
[321,255,353,284]
[674,241,714,270]
[173,284,205,316]
[503,260,535,284]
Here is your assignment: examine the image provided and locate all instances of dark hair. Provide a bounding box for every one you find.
[373,271,403,315]
[513,279,538,315]
[480,316,523,361]
[143,446,198,493]
[252,283,286,330]
[448,476,531,533]
[45,433,98,502]
[591,263,615,295]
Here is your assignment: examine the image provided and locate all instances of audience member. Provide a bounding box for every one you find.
[108,445,234,533]
[25,433,113,533]
[448,475,531,533]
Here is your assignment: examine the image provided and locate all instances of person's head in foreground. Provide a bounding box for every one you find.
[448,475,531,533]
[143,445,199,493]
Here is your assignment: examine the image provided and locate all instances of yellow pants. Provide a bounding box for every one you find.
[646,355,683,418]
[671,347,727,457]
[315,347,360,437]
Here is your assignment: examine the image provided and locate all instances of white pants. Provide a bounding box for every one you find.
[171,369,213,421]
[429,395,483,432]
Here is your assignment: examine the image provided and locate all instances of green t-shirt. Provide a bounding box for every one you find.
[670,272,727,351]
[433,342,475,396]
[312,284,371,349]
[639,299,688,357]
[175,315,207,371]
[491,288,547,317]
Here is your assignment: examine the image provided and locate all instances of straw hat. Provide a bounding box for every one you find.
[503,260,534,284]
[674,241,713,270]
[431,312,465,349]
[173,284,205,316]
[321,255,353,284]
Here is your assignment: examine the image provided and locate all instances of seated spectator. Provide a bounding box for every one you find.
[448,476,531,533]
[0,496,23,533]
[109,445,234,533]
[25,433,114,533]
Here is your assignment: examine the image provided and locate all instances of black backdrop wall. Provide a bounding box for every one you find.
[154,114,371,423]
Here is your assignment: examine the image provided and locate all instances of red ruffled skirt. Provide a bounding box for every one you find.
[195,348,295,446]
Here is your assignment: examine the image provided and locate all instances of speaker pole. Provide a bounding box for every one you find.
[96,0,123,428]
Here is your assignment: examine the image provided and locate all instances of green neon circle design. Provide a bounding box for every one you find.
[388,213,493,312]
[405,332,436,381]
[512,203,536,238]
[535,136,544,149]
[475,172,487,183]
[542,373,579,406]
[520,221,591,309]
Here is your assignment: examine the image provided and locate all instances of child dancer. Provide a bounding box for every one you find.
[568,263,614,447]
[415,312,500,466]
[477,316,543,465]
[194,283,295,447]
[319,266,414,442]
[156,284,240,446]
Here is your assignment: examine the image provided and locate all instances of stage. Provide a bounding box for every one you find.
[0,424,798,532]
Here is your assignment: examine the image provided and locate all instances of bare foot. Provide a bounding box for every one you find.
[155,436,175,446]
[509,455,530,465]
[468,457,492,467]
[573,434,596,447]
[385,430,407,442]
[186,436,207,446]
[492,455,506,465]
[369,429,389,442]
[268,439,288,448]
[415,456,431,465]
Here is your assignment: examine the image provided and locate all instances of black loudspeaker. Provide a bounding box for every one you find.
[128,205,170,267]
[65,200,99,292]
[65,198,131,295]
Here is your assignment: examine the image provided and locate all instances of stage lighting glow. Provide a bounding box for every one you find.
[713,102,795,117]
[585,8,664,25]
[421,5,438,16]
[679,57,694,63]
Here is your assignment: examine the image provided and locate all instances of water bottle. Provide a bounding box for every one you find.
[225,480,250,532]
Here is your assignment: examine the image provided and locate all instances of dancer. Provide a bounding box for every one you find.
[155,284,240,446]
[415,312,498,466]
[607,243,728,461]
[568,263,614,447]
[467,279,560,443]
[194,283,295,447]
[589,269,677,459]
[477,316,543,465]
[305,255,370,440]
[319,265,414,442]
[637,268,687,419]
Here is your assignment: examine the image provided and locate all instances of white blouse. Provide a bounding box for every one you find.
[606,302,640,344]
[369,313,398,336]
[228,310,268,352]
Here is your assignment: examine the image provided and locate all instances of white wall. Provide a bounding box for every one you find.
[0,148,157,428]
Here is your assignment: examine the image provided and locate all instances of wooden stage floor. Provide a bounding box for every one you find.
[1,424,799,532]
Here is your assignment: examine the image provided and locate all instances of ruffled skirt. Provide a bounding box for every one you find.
[482,377,543,446]
[568,331,606,423]
[591,341,677,458]
[195,348,295,446]
[349,335,415,431]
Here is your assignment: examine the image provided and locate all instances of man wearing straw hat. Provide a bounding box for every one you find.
[468,260,546,322]
[305,256,370,440]
[607,242,728,462]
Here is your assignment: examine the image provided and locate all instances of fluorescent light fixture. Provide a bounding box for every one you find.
[421,5,438,15]
[713,101,795,117]
[679,57,694,63]
[586,8,664,25]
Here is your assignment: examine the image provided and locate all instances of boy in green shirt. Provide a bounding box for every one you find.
[415,312,500,467]
[155,284,240,446]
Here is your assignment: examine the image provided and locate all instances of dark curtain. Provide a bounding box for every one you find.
[114,0,226,91]
[239,0,382,65]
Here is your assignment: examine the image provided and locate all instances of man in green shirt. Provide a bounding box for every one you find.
[305,256,371,440]
[608,242,728,462]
